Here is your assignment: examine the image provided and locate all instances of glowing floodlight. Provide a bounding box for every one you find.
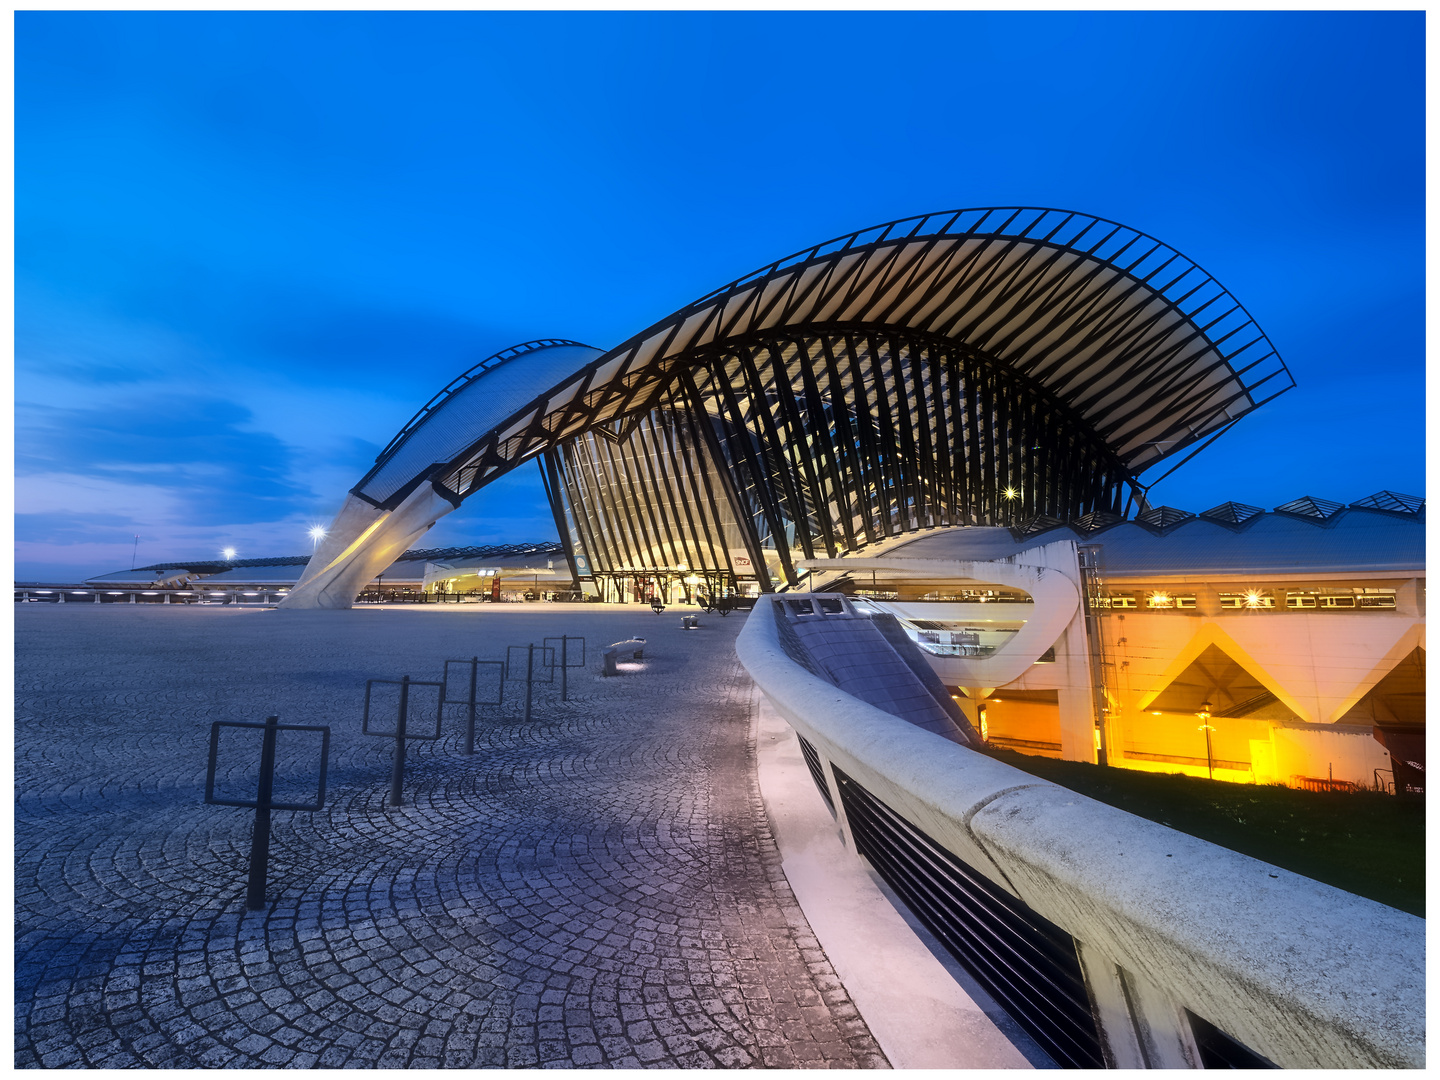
[1197,700,1216,780]
[1002,487,1018,500]
[223,547,237,561]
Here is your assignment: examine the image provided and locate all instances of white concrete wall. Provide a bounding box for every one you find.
[736,598,1424,1069]
[863,539,1100,762]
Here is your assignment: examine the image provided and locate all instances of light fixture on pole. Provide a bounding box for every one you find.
[222,547,237,561]
[309,525,327,551]
[1197,700,1215,780]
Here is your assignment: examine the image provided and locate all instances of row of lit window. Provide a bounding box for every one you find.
[18,589,283,597]
[1094,589,1397,611]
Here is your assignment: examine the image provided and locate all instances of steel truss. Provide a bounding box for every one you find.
[549,325,1129,590]
[326,207,1294,597]
[417,208,1291,516]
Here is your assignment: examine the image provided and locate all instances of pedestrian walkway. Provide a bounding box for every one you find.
[14,605,889,1069]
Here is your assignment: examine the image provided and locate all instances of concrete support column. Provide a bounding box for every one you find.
[1074,941,1145,1068]
[128,593,136,604]
[1058,686,1097,762]
[1114,967,1201,1068]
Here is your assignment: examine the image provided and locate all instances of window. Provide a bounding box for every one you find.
[1220,590,1274,610]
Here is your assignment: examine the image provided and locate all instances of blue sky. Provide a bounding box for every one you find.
[16,11,1425,580]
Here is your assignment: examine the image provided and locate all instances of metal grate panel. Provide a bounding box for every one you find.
[1186,1011,1278,1069]
[795,734,834,813]
[832,766,1104,1068]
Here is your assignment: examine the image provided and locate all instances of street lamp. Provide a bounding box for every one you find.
[222,547,237,561]
[309,525,326,551]
[1197,700,1215,780]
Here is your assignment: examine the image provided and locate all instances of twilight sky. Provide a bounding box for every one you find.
[15,11,1425,581]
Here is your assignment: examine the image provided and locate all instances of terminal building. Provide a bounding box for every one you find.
[19,543,572,605]
[51,208,1423,792]
[801,493,1424,795]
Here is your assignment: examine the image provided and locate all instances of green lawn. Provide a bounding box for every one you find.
[980,747,1425,917]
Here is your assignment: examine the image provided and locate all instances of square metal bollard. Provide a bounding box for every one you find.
[542,635,586,701]
[205,715,330,911]
[442,657,505,754]
[363,675,443,806]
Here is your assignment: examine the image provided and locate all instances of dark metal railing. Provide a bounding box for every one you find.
[832,765,1104,1069]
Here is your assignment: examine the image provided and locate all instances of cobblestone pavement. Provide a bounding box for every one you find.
[15,605,889,1069]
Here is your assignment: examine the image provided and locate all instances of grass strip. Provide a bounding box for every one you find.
[980,747,1424,917]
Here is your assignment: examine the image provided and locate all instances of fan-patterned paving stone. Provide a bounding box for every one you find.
[15,605,888,1069]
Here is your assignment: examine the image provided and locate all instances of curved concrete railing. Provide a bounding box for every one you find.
[736,597,1424,1069]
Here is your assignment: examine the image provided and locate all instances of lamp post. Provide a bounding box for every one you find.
[1197,700,1215,780]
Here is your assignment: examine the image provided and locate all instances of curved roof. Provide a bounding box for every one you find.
[353,339,603,507]
[356,209,1293,511]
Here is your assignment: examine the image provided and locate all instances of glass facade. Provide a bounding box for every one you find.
[549,327,1131,592]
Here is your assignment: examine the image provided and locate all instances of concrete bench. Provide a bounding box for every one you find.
[602,638,646,677]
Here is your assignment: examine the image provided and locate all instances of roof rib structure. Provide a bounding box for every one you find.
[280,208,1293,609]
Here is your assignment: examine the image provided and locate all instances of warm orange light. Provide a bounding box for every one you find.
[1244,589,1265,609]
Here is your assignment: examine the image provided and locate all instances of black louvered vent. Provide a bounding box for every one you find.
[1186,1011,1278,1069]
[796,735,835,813]
[832,766,1104,1069]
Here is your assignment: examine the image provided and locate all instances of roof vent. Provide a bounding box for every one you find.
[1199,501,1266,528]
[1349,491,1425,516]
[1072,510,1124,534]
[1136,506,1195,532]
[1274,496,1345,521]
[1010,514,1066,540]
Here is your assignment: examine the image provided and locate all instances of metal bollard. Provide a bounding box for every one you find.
[362,675,443,807]
[205,714,330,913]
[247,716,279,909]
[389,676,411,806]
[543,636,586,702]
[442,657,504,753]
[465,658,478,754]
[525,644,534,723]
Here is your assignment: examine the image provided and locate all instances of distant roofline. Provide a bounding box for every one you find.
[1011,492,1424,542]
[128,541,565,574]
